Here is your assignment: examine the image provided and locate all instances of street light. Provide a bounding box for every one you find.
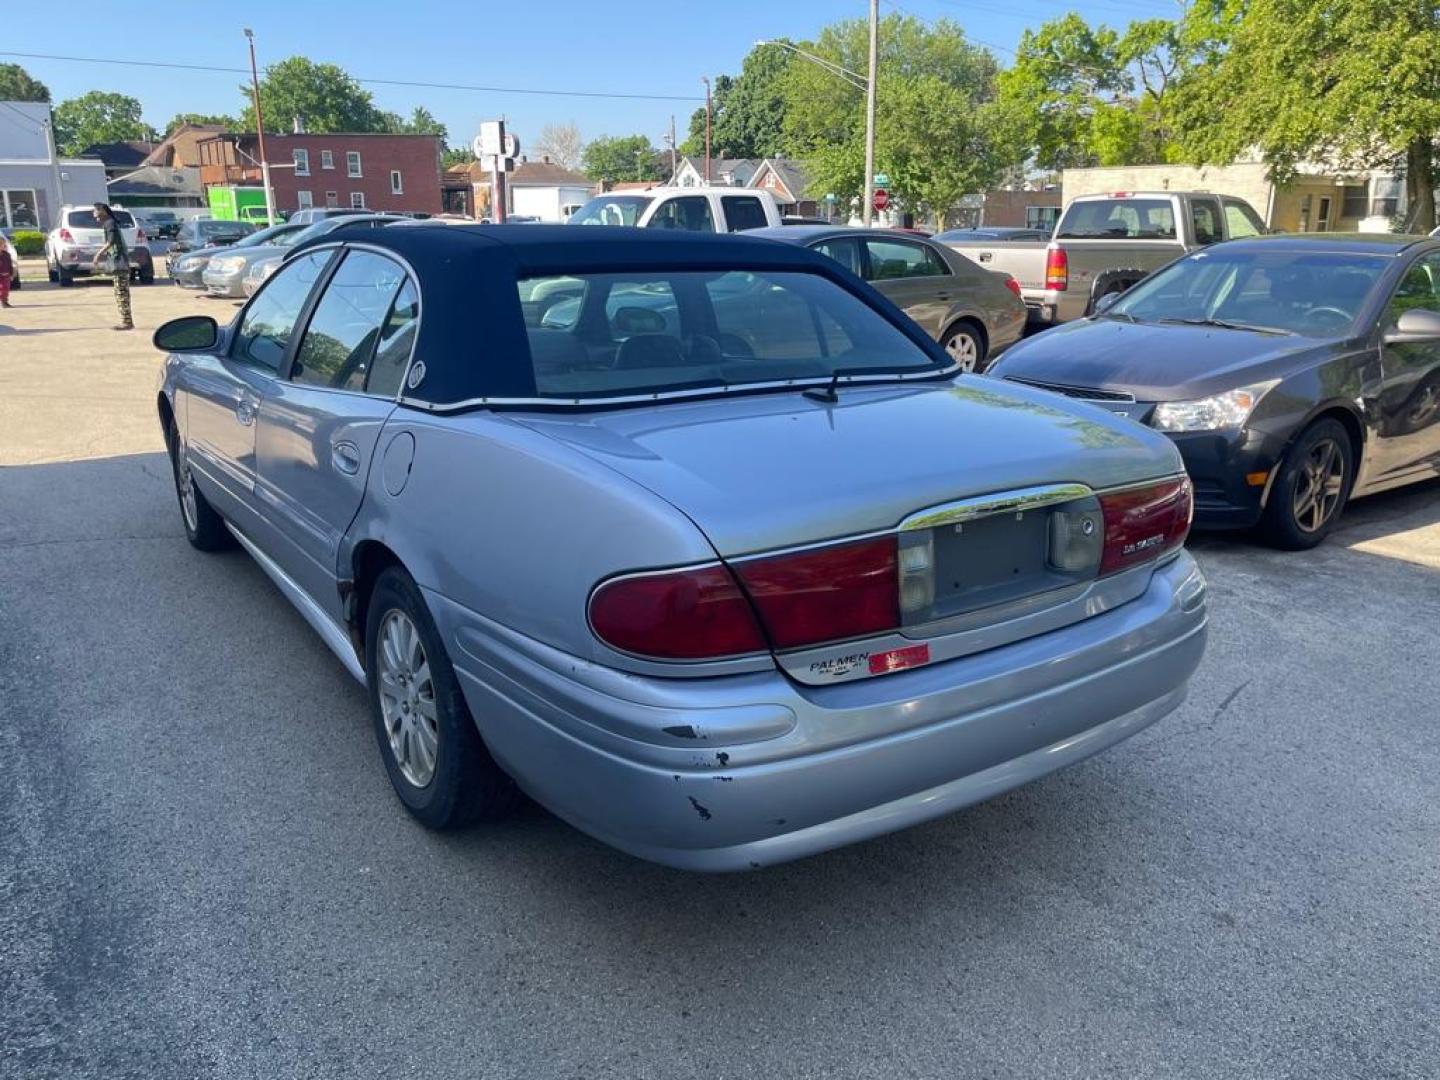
[757,0,879,224]
[243,28,277,226]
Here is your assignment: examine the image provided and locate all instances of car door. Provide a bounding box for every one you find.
[1373,251,1440,477]
[182,249,334,529]
[253,247,417,614]
[862,237,953,337]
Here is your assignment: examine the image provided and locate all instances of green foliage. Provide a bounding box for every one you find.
[52,92,149,156]
[0,63,50,102]
[780,14,1001,223]
[398,107,447,140]
[581,134,662,183]
[240,57,390,134]
[12,230,45,255]
[441,146,477,170]
[683,44,793,159]
[165,112,237,136]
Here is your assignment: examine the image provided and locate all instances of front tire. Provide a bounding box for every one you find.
[942,322,987,374]
[365,567,518,829]
[1260,418,1353,550]
[169,419,231,551]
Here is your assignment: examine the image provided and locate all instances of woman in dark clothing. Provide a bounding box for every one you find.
[93,202,133,330]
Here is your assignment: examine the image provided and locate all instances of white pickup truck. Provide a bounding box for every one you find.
[567,186,783,233]
[943,191,1269,325]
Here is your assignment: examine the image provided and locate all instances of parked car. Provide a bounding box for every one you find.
[568,187,783,233]
[241,254,283,297]
[287,207,371,226]
[165,218,257,287]
[935,226,1051,243]
[989,233,1440,548]
[782,215,834,226]
[151,224,1206,870]
[45,205,155,287]
[3,234,20,291]
[134,209,182,240]
[943,192,1269,325]
[200,221,311,298]
[752,225,1027,372]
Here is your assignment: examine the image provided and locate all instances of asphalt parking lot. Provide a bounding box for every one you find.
[2,271,1438,1079]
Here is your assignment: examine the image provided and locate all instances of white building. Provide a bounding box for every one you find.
[0,100,109,231]
[507,161,594,222]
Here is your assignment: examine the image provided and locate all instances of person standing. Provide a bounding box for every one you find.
[92,203,133,330]
[0,241,13,308]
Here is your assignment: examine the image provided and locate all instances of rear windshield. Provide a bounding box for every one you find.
[568,195,653,227]
[66,209,134,229]
[1057,199,1176,240]
[516,269,943,400]
[197,220,252,237]
[1110,248,1388,337]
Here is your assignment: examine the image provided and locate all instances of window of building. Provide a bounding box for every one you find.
[320,150,334,170]
[293,149,310,176]
[292,251,408,391]
[325,191,339,208]
[1341,185,1369,219]
[347,151,362,178]
[297,190,314,210]
[350,192,366,209]
[1,189,39,229]
[390,169,403,195]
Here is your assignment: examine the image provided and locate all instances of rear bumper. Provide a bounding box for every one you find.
[1170,427,1287,530]
[430,553,1207,871]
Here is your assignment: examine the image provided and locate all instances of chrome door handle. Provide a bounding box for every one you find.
[235,400,256,426]
[332,441,362,475]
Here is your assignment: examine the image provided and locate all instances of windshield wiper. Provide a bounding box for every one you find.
[803,365,931,403]
[1159,317,1295,336]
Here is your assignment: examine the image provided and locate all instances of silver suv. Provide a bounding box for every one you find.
[45,205,155,287]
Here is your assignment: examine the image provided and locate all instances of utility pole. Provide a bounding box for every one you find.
[862,0,878,226]
[668,115,678,180]
[243,28,277,226]
[42,115,64,229]
[703,78,712,183]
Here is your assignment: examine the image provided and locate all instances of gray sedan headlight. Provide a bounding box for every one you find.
[1152,382,1277,432]
[174,254,204,271]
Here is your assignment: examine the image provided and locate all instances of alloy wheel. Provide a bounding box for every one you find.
[1291,437,1345,534]
[177,459,199,532]
[945,329,980,372]
[377,610,439,788]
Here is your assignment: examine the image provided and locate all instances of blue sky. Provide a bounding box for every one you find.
[4,0,1176,151]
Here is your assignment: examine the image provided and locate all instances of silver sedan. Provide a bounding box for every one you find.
[151,224,1206,871]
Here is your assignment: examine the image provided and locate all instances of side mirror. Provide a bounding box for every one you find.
[1384,307,1440,345]
[153,315,218,353]
[1093,291,1122,315]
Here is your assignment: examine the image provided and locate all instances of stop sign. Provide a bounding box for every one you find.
[872,188,890,212]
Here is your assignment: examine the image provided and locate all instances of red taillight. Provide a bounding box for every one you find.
[1003,274,1022,298]
[589,564,766,660]
[59,227,73,243]
[734,537,898,650]
[1045,245,1068,290]
[1098,477,1193,576]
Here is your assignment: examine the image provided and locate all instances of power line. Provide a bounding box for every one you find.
[0,50,705,103]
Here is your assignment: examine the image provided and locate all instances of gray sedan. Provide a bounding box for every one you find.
[150,224,1206,870]
[200,221,310,297]
[751,225,1028,372]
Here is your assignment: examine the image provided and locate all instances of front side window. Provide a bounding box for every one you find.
[865,239,947,280]
[350,192,366,209]
[1224,200,1264,239]
[291,251,407,390]
[320,150,334,170]
[390,170,403,195]
[1057,199,1176,241]
[232,251,333,371]
[515,269,942,400]
[1386,253,1440,325]
[293,149,310,176]
[721,196,767,232]
[346,151,362,177]
[569,195,652,226]
[647,197,714,232]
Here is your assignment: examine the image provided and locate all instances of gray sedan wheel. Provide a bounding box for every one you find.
[942,323,986,373]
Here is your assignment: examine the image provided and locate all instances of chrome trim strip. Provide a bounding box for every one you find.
[226,523,366,684]
[899,483,1094,532]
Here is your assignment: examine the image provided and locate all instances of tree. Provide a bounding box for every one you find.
[994,13,1189,173]
[239,56,387,133]
[781,14,1003,223]
[683,44,794,159]
[581,134,662,183]
[441,146,477,170]
[165,112,237,135]
[0,63,50,102]
[533,122,584,170]
[399,107,447,140]
[1175,0,1440,232]
[680,75,734,158]
[52,92,149,156]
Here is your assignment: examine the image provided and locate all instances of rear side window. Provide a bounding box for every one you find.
[1057,199,1176,240]
[721,196,768,232]
[367,279,420,397]
[232,251,332,371]
[648,197,714,233]
[291,251,407,390]
[865,239,947,280]
[811,237,863,277]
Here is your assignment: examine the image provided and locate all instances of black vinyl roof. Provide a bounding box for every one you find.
[297,222,947,407]
[1223,232,1436,256]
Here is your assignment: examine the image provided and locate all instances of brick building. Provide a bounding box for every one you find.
[197,131,443,215]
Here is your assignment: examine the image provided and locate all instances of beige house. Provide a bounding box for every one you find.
[1062,162,1404,233]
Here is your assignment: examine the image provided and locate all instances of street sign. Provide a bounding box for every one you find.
[872,188,890,212]
[475,121,504,159]
[873,172,890,188]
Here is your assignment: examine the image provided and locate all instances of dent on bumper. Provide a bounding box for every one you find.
[430,553,1207,871]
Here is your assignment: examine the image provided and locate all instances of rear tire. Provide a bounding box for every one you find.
[169,419,231,552]
[57,266,73,287]
[942,322,987,374]
[1259,418,1353,550]
[365,567,519,829]
[138,266,155,285]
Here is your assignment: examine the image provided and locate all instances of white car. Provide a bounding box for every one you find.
[568,186,783,233]
[45,205,155,287]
